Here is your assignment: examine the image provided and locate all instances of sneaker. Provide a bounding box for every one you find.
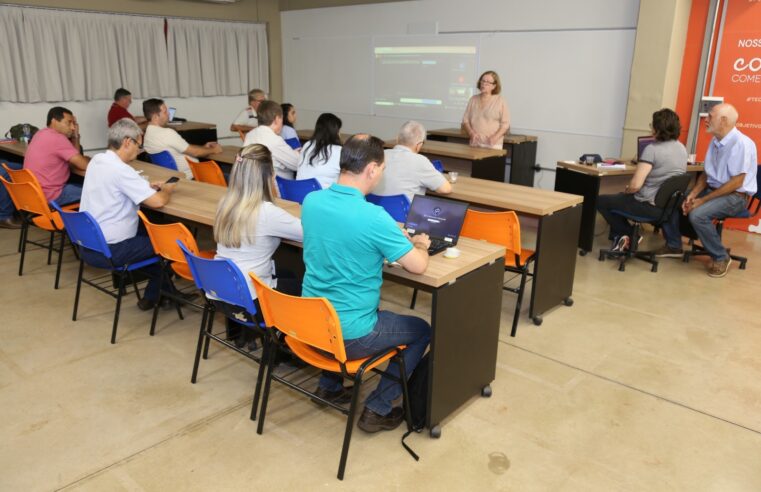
[708,257,732,278]
[0,217,22,229]
[357,406,404,433]
[313,385,354,406]
[612,235,630,252]
[653,245,684,258]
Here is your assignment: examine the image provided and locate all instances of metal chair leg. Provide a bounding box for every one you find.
[202,305,215,359]
[110,273,126,344]
[256,340,280,435]
[250,332,270,422]
[54,231,65,289]
[337,371,364,480]
[190,303,210,383]
[511,266,529,337]
[409,288,418,309]
[72,260,85,321]
[47,231,54,265]
[18,221,28,277]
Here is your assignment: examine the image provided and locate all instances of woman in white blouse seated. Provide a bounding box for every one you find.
[214,143,303,347]
[295,113,342,189]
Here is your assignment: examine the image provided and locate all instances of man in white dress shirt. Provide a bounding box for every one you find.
[230,88,266,134]
[243,100,300,179]
[142,98,222,179]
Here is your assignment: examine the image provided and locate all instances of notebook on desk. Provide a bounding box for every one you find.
[404,195,469,255]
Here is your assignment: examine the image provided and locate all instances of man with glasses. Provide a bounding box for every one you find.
[372,120,451,202]
[79,118,178,311]
[230,88,267,135]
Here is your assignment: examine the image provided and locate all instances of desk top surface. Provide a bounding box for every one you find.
[435,176,582,216]
[0,140,28,158]
[384,139,506,160]
[129,161,504,288]
[213,145,241,166]
[556,160,704,177]
[168,121,216,132]
[428,127,538,144]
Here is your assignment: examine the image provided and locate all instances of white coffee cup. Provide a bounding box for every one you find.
[449,171,459,183]
[585,155,595,165]
[444,247,461,259]
[688,154,696,165]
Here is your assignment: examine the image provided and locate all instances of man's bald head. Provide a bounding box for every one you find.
[707,103,739,138]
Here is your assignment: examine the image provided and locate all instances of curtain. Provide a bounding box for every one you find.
[0,6,267,103]
[167,18,268,98]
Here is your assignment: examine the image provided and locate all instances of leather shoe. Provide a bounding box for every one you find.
[137,298,158,311]
[0,217,22,229]
[357,406,404,433]
[313,385,354,406]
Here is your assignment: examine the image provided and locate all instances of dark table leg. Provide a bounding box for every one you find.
[426,260,504,436]
[554,167,600,253]
[529,204,581,325]
[509,141,537,187]
[471,155,508,182]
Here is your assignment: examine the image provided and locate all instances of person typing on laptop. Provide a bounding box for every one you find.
[301,134,431,433]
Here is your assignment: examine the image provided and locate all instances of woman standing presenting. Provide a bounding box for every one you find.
[461,70,510,149]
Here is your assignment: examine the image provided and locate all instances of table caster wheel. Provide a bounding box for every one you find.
[532,316,543,326]
[563,297,574,307]
[579,249,588,256]
[430,425,442,439]
[481,385,492,397]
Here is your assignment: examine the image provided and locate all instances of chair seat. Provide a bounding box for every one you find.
[505,248,535,268]
[171,250,215,280]
[32,212,63,231]
[610,209,658,223]
[102,255,159,272]
[284,337,404,374]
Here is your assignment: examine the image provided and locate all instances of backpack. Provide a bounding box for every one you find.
[401,352,429,460]
[6,123,39,142]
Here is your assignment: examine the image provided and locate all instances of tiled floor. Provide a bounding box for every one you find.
[1,222,760,491]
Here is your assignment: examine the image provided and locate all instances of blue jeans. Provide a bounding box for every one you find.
[686,189,748,260]
[319,310,431,416]
[79,230,167,301]
[54,183,82,206]
[0,160,23,219]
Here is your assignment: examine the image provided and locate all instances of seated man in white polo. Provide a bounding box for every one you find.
[243,100,300,179]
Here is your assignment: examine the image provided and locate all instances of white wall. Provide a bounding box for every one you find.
[0,95,248,153]
[282,0,641,188]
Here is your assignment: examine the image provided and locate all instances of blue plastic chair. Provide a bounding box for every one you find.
[366,194,411,223]
[284,137,301,150]
[431,159,445,173]
[178,242,269,420]
[148,150,178,170]
[51,201,160,344]
[275,176,321,204]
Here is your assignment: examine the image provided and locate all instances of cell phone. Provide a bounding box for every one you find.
[165,176,180,184]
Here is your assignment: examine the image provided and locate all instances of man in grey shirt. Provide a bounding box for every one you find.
[372,120,451,202]
[597,108,687,253]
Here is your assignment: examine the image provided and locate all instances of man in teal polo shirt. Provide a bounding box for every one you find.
[302,134,432,433]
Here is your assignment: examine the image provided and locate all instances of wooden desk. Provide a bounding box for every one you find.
[0,140,27,161]
[427,128,539,187]
[431,176,582,325]
[168,121,217,146]
[555,160,704,253]
[133,172,506,435]
[383,139,508,183]
[211,145,241,167]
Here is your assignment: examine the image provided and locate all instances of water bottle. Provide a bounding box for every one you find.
[22,124,31,144]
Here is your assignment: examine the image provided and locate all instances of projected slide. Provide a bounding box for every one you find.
[373,45,478,121]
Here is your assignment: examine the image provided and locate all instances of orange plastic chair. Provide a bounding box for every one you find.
[461,209,536,337]
[185,158,227,186]
[137,211,215,335]
[250,273,412,481]
[0,175,71,289]
[237,129,247,141]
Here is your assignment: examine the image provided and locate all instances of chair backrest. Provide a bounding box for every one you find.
[51,201,112,258]
[0,175,62,229]
[185,158,227,186]
[431,159,444,173]
[365,193,411,223]
[249,272,347,363]
[138,211,200,263]
[2,163,41,189]
[148,151,178,170]
[653,173,692,215]
[461,209,522,254]
[275,176,321,204]
[178,241,257,315]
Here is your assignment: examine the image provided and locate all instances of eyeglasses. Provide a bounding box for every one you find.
[130,138,144,150]
[481,79,496,85]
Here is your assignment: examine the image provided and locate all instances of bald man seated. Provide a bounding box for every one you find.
[676,103,758,278]
[372,120,451,202]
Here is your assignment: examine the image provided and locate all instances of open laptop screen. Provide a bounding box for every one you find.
[168,107,177,122]
[404,195,468,244]
[636,136,656,162]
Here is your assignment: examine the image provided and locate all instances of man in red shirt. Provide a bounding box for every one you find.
[107,88,147,129]
[24,107,90,205]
